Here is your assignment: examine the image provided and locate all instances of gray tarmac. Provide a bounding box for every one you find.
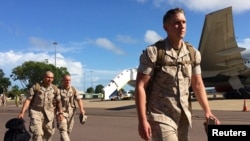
[1,97,250,141]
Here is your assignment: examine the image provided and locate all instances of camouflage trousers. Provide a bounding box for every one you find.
[29,112,55,141]
[149,113,189,141]
[57,114,75,141]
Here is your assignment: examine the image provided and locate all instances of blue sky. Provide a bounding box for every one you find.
[1,0,250,92]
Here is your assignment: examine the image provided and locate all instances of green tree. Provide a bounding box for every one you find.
[11,61,69,89]
[0,69,11,93]
[8,85,20,99]
[95,84,104,93]
[86,87,94,93]
[120,88,126,93]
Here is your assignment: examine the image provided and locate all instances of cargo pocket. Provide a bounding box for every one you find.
[30,117,43,135]
[57,118,67,132]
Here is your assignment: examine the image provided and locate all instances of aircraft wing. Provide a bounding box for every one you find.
[198,6,250,89]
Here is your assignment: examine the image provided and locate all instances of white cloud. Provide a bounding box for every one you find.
[0,51,85,89]
[148,0,250,13]
[0,50,125,91]
[144,30,163,44]
[238,38,250,49]
[181,0,250,13]
[239,38,250,59]
[152,0,168,8]
[0,51,49,68]
[95,38,124,55]
[55,55,84,89]
[29,37,51,50]
[29,37,85,54]
[0,35,127,91]
[116,35,137,44]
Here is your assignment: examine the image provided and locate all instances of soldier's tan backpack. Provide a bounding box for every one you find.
[145,40,197,111]
[34,83,58,92]
[153,40,196,69]
[58,85,78,108]
[33,83,59,107]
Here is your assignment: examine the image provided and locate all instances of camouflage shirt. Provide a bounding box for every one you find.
[137,39,201,128]
[59,86,81,117]
[27,83,60,121]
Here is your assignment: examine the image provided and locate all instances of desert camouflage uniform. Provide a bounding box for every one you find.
[137,39,201,141]
[27,83,60,141]
[15,95,20,107]
[1,94,7,106]
[57,86,81,141]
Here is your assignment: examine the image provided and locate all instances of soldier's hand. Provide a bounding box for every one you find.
[52,99,57,107]
[57,113,64,121]
[18,113,24,119]
[79,113,87,124]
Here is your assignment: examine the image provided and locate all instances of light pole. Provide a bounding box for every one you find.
[91,71,93,90]
[53,42,58,67]
[83,72,85,92]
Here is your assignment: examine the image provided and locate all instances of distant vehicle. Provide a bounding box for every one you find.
[110,91,132,101]
[120,92,132,100]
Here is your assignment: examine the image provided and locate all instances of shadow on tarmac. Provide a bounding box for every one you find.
[107,105,136,111]
[1,99,250,141]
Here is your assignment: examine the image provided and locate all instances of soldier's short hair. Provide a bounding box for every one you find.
[163,8,185,24]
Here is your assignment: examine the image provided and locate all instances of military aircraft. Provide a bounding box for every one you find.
[198,6,250,98]
[102,6,250,100]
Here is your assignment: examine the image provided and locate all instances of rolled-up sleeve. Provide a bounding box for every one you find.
[137,46,157,76]
[74,89,82,100]
[27,86,35,100]
[55,89,61,100]
[192,50,202,75]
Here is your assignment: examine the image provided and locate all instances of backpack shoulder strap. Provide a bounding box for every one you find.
[185,42,197,66]
[185,42,195,62]
[154,40,197,67]
[52,84,58,92]
[154,40,166,67]
[70,86,78,107]
[71,86,77,95]
[145,40,165,112]
[35,83,40,92]
[35,83,58,93]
